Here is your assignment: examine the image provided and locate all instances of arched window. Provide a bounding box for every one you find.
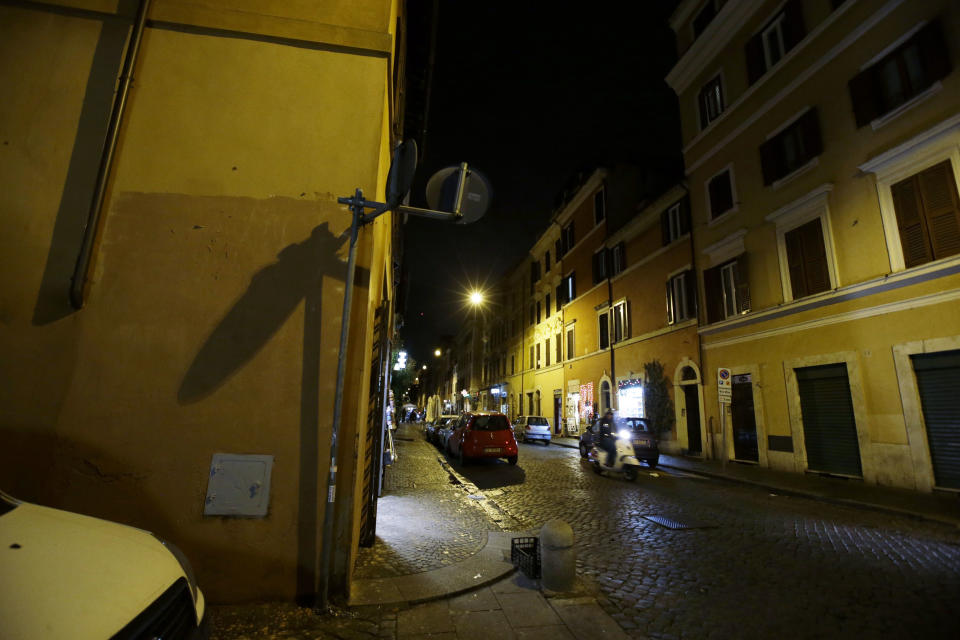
[600,380,612,413]
[682,366,698,382]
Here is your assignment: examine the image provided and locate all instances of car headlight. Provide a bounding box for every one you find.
[618,429,631,440]
[154,535,198,602]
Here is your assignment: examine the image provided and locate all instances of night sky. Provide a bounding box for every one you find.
[401,2,682,362]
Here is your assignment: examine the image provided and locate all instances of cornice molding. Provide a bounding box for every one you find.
[665,0,759,95]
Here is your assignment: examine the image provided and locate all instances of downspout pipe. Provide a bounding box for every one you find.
[70,0,151,309]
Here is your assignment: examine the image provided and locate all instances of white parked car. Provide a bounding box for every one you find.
[513,415,552,445]
[0,490,206,640]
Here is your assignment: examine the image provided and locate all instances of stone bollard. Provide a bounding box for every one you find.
[540,519,575,592]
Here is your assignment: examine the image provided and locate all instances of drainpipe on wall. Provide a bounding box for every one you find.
[603,178,616,412]
[70,0,151,309]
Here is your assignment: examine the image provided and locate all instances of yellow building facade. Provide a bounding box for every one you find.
[1,0,405,602]
[668,0,960,490]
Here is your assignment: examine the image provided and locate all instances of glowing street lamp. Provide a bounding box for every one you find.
[422,365,427,370]
[434,348,442,357]
[469,290,484,306]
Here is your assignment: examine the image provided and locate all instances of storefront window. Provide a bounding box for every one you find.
[618,379,644,417]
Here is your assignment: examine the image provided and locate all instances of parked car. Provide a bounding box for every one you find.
[425,414,458,445]
[447,412,518,465]
[0,490,206,639]
[579,416,659,468]
[513,415,551,445]
[432,415,460,449]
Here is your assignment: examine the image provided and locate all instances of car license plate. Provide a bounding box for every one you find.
[633,439,650,447]
[484,447,502,454]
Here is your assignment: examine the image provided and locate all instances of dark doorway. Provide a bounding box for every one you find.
[911,349,960,490]
[553,391,562,434]
[731,374,759,462]
[796,363,862,477]
[683,384,701,454]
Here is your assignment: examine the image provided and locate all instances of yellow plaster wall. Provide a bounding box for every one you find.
[0,1,393,603]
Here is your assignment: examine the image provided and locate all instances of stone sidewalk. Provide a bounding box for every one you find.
[551,436,960,527]
[209,423,630,639]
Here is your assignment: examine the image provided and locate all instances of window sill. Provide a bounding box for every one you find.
[771,157,820,191]
[707,205,739,227]
[870,82,943,132]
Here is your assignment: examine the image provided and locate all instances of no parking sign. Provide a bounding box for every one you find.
[717,368,732,404]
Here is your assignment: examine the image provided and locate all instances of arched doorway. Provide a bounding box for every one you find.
[674,360,703,456]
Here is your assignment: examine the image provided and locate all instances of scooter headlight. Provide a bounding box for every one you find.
[618,429,631,440]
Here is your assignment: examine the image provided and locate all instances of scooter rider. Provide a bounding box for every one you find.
[595,409,617,467]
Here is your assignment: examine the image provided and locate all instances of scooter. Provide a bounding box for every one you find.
[587,428,642,481]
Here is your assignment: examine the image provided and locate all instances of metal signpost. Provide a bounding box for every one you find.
[717,368,731,469]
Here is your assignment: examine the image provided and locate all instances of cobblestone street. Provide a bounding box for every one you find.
[462,439,960,639]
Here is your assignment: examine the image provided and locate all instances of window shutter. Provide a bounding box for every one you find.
[661,209,671,246]
[555,239,562,258]
[917,20,952,86]
[848,68,878,128]
[802,108,823,158]
[891,176,933,267]
[704,265,724,323]
[918,161,960,261]
[680,196,692,235]
[759,137,779,185]
[734,254,752,314]
[802,218,831,295]
[684,269,698,320]
[782,0,806,51]
[745,33,765,85]
[617,242,626,272]
[785,227,807,298]
[666,280,675,325]
[698,87,709,129]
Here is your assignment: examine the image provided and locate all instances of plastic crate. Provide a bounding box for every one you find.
[510,536,541,579]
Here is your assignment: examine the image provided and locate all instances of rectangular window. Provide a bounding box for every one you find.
[662,198,691,245]
[592,248,609,284]
[611,300,628,343]
[555,332,562,362]
[708,169,734,219]
[848,20,951,128]
[555,238,562,259]
[544,339,550,367]
[566,325,575,359]
[666,270,697,324]
[545,251,551,272]
[530,345,534,370]
[536,343,541,369]
[611,242,626,276]
[704,255,751,323]
[536,301,541,324]
[562,272,576,303]
[698,75,724,129]
[562,223,575,254]
[745,1,805,84]
[545,293,551,318]
[891,160,960,268]
[555,284,562,311]
[785,218,831,298]
[511,355,515,375]
[594,189,606,225]
[759,109,823,185]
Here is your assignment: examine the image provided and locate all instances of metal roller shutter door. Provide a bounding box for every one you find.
[911,350,960,490]
[796,363,863,477]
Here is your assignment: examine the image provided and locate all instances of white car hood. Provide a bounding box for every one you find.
[0,501,190,640]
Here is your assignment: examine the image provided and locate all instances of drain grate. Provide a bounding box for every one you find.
[643,515,716,530]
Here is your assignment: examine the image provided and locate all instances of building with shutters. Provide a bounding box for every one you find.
[666,0,960,491]
[1,0,407,604]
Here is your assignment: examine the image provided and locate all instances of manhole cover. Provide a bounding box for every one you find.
[643,515,715,530]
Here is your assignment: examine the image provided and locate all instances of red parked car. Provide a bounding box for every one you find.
[446,412,518,465]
